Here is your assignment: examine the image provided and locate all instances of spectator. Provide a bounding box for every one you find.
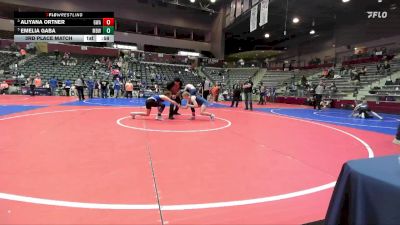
[344,66,350,76]
[94,79,100,97]
[269,86,276,102]
[243,77,253,110]
[86,76,95,99]
[27,75,35,96]
[125,80,133,98]
[100,78,109,98]
[384,78,394,85]
[359,66,367,76]
[321,68,329,78]
[34,74,42,88]
[284,83,290,96]
[109,81,114,97]
[0,81,9,94]
[314,81,325,110]
[353,70,361,85]
[301,75,308,87]
[231,82,242,107]
[376,62,383,75]
[394,123,400,145]
[114,78,121,98]
[211,82,220,102]
[203,78,211,100]
[222,89,229,101]
[65,79,72,96]
[384,60,391,75]
[258,82,266,105]
[49,76,57,96]
[75,75,85,101]
[339,65,345,75]
[329,82,337,98]
[328,66,335,79]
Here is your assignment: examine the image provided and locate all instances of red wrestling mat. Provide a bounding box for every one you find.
[0,106,397,224]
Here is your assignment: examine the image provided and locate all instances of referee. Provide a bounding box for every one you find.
[166,78,183,120]
[314,81,325,110]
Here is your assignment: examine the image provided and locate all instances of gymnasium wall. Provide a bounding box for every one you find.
[115,31,211,53]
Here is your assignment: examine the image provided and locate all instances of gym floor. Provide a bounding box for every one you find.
[1,95,399,225]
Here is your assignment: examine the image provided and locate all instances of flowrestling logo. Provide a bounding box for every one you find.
[366,11,388,18]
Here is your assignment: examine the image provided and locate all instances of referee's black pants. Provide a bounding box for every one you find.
[314,94,322,110]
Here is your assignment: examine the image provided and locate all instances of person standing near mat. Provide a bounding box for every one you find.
[181,91,215,120]
[203,78,211,100]
[130,91,179,120]
[166,78,183,120]
[113,77,122,98]
[27,75,35,96]
[125,80,133,98]
[231,82,241,107]
[314,81,325,110]
[394,123,400,145]
[64,79,72,97]
[49,76,58,96]
[243,77,253,110]
[75,75,85,101]
[86,76,95,99]
[100,78,109,98]
[211,82,220,102]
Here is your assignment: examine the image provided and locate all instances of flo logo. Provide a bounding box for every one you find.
[366,11,388,18]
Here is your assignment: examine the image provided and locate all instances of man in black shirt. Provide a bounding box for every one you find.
[231,82,241,107]
[166,78,183,119]
[100,78,109,98]
[394,124,400,145]
[243,77,253,110]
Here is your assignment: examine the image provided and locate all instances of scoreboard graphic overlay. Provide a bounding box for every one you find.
[14,12,115,43]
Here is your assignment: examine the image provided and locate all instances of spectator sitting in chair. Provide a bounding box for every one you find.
[384,78,394,86]
[339,66,345,75]
[301,75,308,87]
[359,66,367,76]
[327,66,335,79]
[0,81,9,94]
[321,68,329,78]
[383,60,391,75]
[376,62,383,75]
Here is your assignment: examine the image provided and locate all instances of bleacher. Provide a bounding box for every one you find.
[365,78,400,101]
[307,58,400,97]
[202,67,258,87]
[228,68,259,85]
[130,61,203,88]
[202,67,226,85]
[0,52,18,71]
[260,70,295,87]
[18,53,98,82]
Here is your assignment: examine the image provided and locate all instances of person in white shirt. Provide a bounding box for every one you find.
[203,78,211,99]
